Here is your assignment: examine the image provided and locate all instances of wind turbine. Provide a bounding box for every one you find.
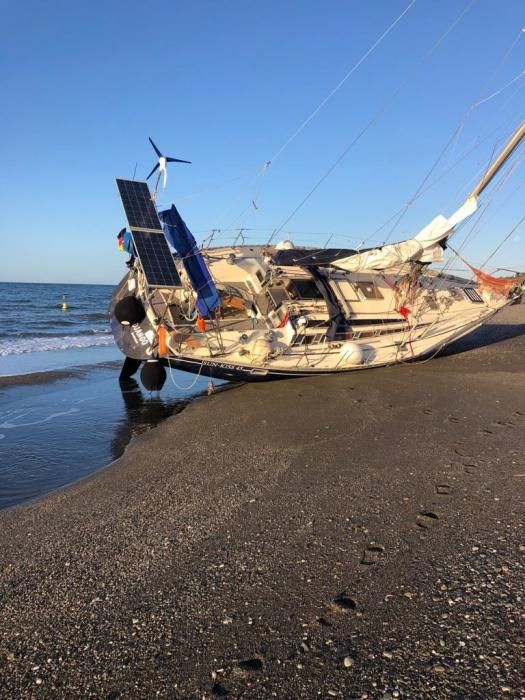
[146,137,191,198]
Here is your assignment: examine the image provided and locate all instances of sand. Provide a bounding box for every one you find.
[0,305,524,699]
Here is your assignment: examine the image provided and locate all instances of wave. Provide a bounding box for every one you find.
[0,333,116,357]
[3,327,110,339]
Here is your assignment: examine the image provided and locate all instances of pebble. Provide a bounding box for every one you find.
[433,664,446,673]
[382,651,393,660]
[343,655,354,668]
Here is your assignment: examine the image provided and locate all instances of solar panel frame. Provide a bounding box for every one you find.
[131,229,182,288]
[116,179,163,232]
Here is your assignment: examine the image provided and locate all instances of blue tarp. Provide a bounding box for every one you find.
[159,204,220,317]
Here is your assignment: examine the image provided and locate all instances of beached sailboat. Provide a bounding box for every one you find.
[108,122,524,389]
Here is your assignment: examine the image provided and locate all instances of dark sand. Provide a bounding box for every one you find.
[0,306,524,699]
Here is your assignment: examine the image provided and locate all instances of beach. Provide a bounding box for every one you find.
[0,305,523,699]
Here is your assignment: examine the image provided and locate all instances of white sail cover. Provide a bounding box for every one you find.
[332,197,478,272]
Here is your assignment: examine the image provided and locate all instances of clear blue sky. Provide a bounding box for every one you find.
[1,0,523,284]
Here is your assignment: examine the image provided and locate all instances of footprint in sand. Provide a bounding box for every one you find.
[313,595,357,630]
[478,429,493,436]
[447,416,461,424]
[454,445,473,458]
[423,408,433,415]
[233,658,264,674]
[331,594,357,612]
[361,544,385,565]
[435,484,451,495]
[463,463,479,474]
[416,511,439,529]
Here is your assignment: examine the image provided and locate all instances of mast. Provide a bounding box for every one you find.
[470,121,525,199]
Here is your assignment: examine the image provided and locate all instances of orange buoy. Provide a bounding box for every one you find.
[157,324,167,356]
[196,316,206,332]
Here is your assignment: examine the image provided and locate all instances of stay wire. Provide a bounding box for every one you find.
[267,0,418,165]
[218,0,418,240]
[272,0,477,241]
[479,213,525,270]
[382,22,524,244]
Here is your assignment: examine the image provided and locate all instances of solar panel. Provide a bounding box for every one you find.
[116,179,163,232]
[131,230,182,287]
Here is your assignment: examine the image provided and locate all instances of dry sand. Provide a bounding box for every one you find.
[0,305,524,699]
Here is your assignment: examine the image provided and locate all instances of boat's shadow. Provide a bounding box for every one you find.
[438,321,525,358]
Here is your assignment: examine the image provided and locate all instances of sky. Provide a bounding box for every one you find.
[0,0,524,284]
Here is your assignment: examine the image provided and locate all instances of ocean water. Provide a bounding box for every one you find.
[0,282,214,510]
[0,282,118,374]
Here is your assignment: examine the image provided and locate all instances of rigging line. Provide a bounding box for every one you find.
[458,162,525,240]
[210,166,265,232]
[361,112,524,244]
[225,0,417,243]
[473,69,525,108]
[435,149,525,278]
[267,0,418,166]
[382,22,525,244]
[362,103,525,245]
[272,0,478,241]
[460,147,525,250]
[177,167,262,202]
[448,213,525,274]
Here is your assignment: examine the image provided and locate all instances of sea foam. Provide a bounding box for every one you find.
[0,333,115,356]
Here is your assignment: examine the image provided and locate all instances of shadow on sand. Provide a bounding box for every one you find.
[438,321,525,358]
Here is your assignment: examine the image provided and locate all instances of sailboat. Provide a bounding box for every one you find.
[109,122,524,389]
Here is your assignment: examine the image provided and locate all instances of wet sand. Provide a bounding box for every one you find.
[0,305,524,699]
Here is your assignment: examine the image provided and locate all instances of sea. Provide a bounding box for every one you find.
[0,282,211,510]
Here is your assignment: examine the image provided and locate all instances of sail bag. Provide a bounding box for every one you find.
[159,205,220,317]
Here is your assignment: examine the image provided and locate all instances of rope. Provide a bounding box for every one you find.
[478,213,525,269]
[382,25,525,244]
[473,69,525,108]
[166,352,204,391]
[433,147,525,281]
[272,0,477,240]
[361,111,525,245]
[267,0,418,165]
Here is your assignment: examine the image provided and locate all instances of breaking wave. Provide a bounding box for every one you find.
[0,333,115,357]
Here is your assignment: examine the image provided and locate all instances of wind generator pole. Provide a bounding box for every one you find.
[151,170,162,203]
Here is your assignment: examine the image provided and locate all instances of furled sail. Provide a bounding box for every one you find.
[332,121,525,274]
[331,197,478,273]
[159,205,220,317]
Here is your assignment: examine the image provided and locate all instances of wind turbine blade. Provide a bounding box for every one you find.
[146,162,160,180]
[166,157,192,164]
[163,168,168,189]
[148,137,163,158]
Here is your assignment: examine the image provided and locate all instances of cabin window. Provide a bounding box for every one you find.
[266,287,290,310]
[287,279,324,300]
[355,281,383,300]
[463,287,483,303]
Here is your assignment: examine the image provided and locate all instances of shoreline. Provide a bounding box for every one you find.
[0,305,523,698]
